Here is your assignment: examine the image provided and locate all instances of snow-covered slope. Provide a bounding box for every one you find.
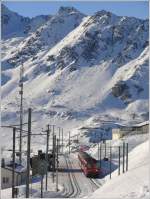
[1,4,51,39]
[90,140,149,199]
[1,6,149,147]
[2,6,85,69]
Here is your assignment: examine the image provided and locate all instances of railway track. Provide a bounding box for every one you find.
[88,178,101,190]
[59,153,101,198]
[64,154,81,198]
[77,156,101,192]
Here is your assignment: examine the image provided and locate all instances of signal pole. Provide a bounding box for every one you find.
[19,63,24,164]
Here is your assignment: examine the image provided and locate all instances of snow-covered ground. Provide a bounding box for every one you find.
[1,4,149,199]
[88,140,150,199]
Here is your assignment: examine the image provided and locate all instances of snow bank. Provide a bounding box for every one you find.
[90,140,150,198]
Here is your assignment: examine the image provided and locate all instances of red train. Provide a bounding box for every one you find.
[78,151,100,177]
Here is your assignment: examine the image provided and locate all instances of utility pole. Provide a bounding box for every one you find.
[52,135,56,183]
[19,63,24,164]
[41,176,44,198]
[126,143,128,171]
[123,142,125,173]
[97,141,99,163]
[45,125,50,191]
[58,127,61,153]
[62,128,63,154]
[69,131,71,154]
[118,146,120,175]
[26,108,32,198]
[100,142,102,169]
[12,127,16,198]
[56,139,59,192]
[52,125,55,138]
[109,146,112,179]
[104,140,106,158]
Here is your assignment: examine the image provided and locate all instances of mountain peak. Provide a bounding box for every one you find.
[58,6,80,15]
[94,10,114,17]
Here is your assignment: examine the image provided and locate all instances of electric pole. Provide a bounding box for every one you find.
[69,131,71,154]
[118,146,120,175]
[56,139,59,192]
[62,128,63,154]
[58,127,61,153]
[126,143,128,171]
[46,124,50,191]
[19,63,24,164]
[109,145,112,179]
[123,142,125,173]
[12,127,16,198]
[26,108,32,198]
[52,135,56,183]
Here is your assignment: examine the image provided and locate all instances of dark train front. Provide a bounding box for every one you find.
[78,151,100,177]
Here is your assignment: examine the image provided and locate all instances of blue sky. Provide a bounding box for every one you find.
[3,1,149,19]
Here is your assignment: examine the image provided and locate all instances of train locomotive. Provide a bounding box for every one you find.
[78,151,100,177]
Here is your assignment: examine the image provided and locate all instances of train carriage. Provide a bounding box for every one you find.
[78,151,100,177]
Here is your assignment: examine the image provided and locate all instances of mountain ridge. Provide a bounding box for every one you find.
[1,5,149,136]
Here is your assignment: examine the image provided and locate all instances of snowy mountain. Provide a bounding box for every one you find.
[2,6,85,70]
[1,4,51,39]
[1,6,149,148]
